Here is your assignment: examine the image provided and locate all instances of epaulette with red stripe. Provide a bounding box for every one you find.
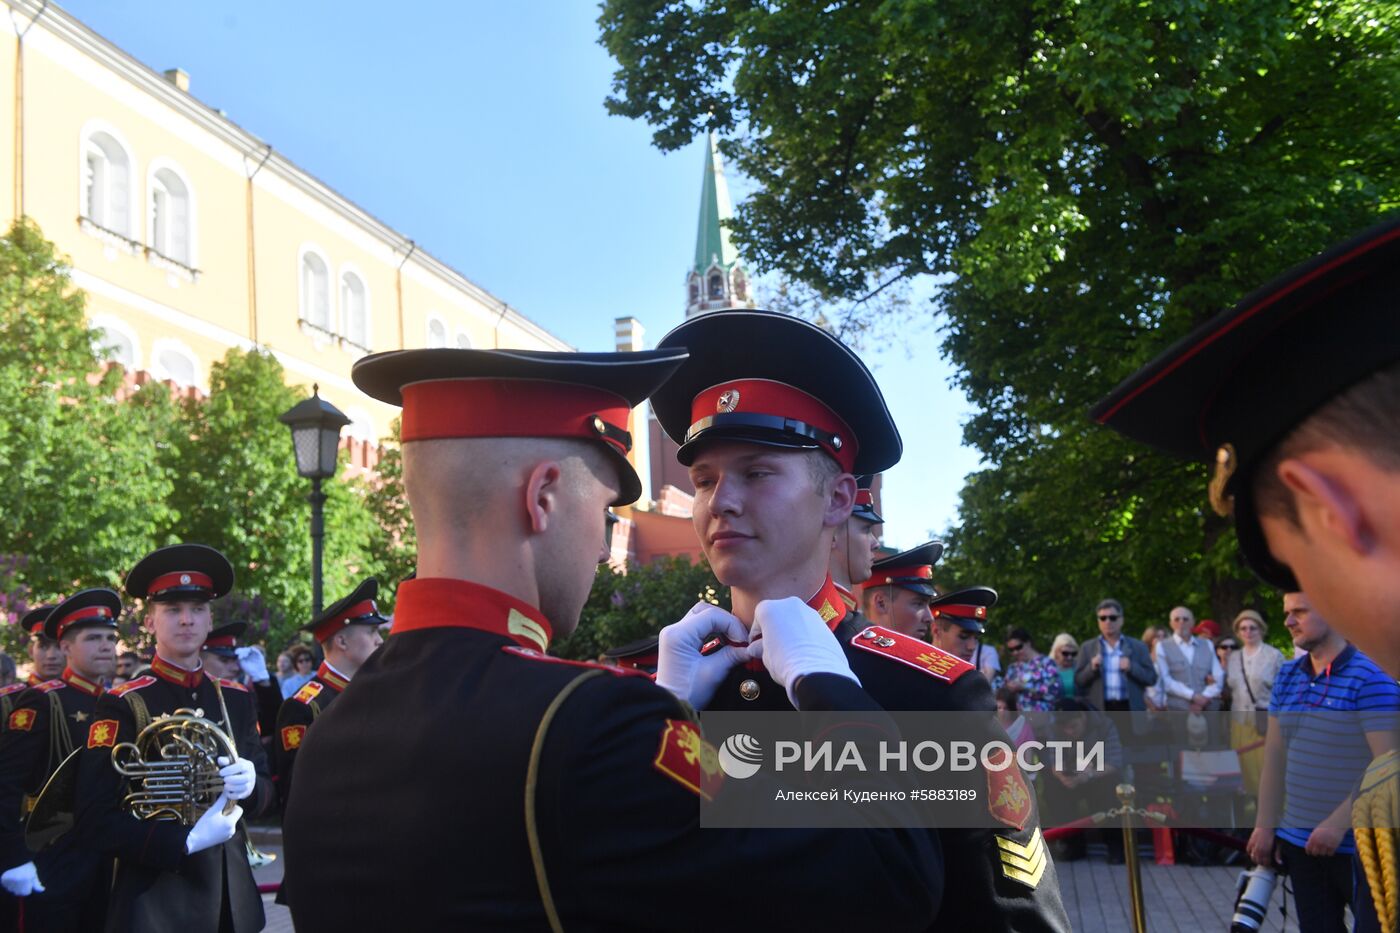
[217,677,248,693]
[0,683,26,697]
[291,681,324,705]
[848,626,976,683]
[109,675,156,697]
[501,645,653,678]
[31,679,66,694]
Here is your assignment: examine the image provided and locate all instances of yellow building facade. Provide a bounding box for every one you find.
[0,0,568,447]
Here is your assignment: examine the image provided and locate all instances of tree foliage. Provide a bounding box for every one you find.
[599,0,1400,643]
[361,418,415,612]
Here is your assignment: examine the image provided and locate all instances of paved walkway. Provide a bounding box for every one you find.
[252,831,1311,932]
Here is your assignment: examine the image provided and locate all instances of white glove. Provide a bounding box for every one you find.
[749,597,860,704]
[185,794,243,855]
[0,861,43,896]
[216,756,256,801]
[234,646,270,683]
[655,602,754,708]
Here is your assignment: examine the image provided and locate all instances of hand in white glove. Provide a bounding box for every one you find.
[234,646,270,684]
[0,861,43,896]
[216,756,256,801]
[655,602,754,708]
[749,597,860,705]
[185,794,243,855]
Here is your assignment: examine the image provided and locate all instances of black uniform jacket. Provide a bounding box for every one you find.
[273,661,347,810]
[705,579,1072,933]
[71,655,273,933]
[0,671,109,932]
[283,577,944,932]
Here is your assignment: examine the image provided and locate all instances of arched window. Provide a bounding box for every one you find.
[151,339,199,388]
[299,247,331,331]
[341,270,368,348]
[426,317,448,348]
[688,275,700,303]
[708,272,724,299]
[149,165,192,266]
[90,315,140,370]
[81,129,133,235]
[455,331,472,350]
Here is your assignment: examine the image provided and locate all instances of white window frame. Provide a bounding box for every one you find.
[149,337,201,391]
[298,244,334,334]
[146,158,197,269]
[455,330,473,350]
[425,313,449,349]
[88,313,142,371]
[77,120,137,241]
[338,262,371,351]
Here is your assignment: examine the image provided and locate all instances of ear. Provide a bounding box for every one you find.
[523,460,565,535]
[823,473,857,529]
[1276,456,1375,556]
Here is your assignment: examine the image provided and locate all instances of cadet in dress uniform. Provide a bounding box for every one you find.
[0,609,55,725]
[830,475,885,612]
[283,346,943,931]
[929,587,1000,671]
[201,622,283,756]
[1092,216,1400,933]
[71,544,270,933]
[273,578,385,809]
[649,309,1070,933]
[860,542,945,641]
[0,590,119,931]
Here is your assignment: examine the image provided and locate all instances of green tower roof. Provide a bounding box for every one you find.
[693,134,739,274]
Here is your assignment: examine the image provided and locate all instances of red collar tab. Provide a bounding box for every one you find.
[688,379,859,472]
[203,634,237,650]
[934,604,988,620]
[62,667,103,696]
[150,654,205,689]
[54,605,115,639]
[25,673,43,686]
[317,661,349,692]
[866,564,933,587]
[806,576,849,630]
[311,599,381,642]
[400,379,633,457]
[148,571,214,597]
[391,577,554,651]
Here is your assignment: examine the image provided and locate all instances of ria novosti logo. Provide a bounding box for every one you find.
[718,733,763,779]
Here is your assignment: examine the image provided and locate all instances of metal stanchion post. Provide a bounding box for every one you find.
[1117,783,1147,933]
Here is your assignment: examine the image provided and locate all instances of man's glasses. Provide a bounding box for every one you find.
[1097,614,1119,622]
[1006,642,1024,652]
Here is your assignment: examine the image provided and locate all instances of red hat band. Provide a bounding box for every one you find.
[149,571,214,596]
[401,380,632,456]
[870,564,932,586]
[56,606,114,639]
[311,599,380,642]
[688,379,858,472]
[204,634,237,650]
[935,605,987,620]
[854,489,875,507]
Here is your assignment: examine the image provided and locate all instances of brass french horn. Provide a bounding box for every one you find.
[112,708,238,824]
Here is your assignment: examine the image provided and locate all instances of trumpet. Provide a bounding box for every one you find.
[112,708,238,825]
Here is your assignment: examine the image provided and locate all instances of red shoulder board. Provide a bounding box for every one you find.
[109,675,156,697]
[500,645,653,678]
[292,681,324,705]
[653,719,723,800]
[0,682,26,697]
[31,679,65,694]
[848,626,975,683]
[217,677,249,693]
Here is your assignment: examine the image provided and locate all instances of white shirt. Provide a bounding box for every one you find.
[1158,634,1223,700]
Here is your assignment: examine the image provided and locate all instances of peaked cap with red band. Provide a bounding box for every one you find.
[18,605,55,637]
[851,474,883,524]
[1092,214,1400,590]
[866,541,944,597]
[45,588,121,641]
[125,544,234,603]
[352,347,689,506]
[602,634,660,673]
[303,577,388,643]
[929,585,998,634]
[652,310,902,475]
[203,620,247,656]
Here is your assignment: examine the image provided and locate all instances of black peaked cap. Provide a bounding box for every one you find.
[45,588,121,641]
[125,544,235,602]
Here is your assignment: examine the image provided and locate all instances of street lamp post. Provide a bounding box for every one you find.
[279,384,351,616]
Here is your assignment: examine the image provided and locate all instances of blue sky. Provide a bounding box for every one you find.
[60,0,982,550]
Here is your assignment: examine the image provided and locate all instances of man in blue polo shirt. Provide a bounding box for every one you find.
[1247,591,1399,933]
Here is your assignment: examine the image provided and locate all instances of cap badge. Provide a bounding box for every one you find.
[1208,443,1237,518]
[716,389,740,413]
[179,574,191,585]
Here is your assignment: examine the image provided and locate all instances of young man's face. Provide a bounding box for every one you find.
[884,588,934,640]
[30,635,64,679]
[335,625,384,671]
[145,599,213,660]
[836,516,881,585]
[535,453,621,638]
[115,654,137,678]
[932,621,980,662]
[1282,591,1332,654]
[201,651,242,680]
[62,628,117,680]
[689,443,840,596]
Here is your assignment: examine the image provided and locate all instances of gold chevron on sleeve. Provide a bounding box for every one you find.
[995,827,1047,889]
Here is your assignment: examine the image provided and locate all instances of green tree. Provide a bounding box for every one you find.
[361,418,415,612]
[599,0,1400,640]
[0,218,175,599]
[552,556,729,661]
